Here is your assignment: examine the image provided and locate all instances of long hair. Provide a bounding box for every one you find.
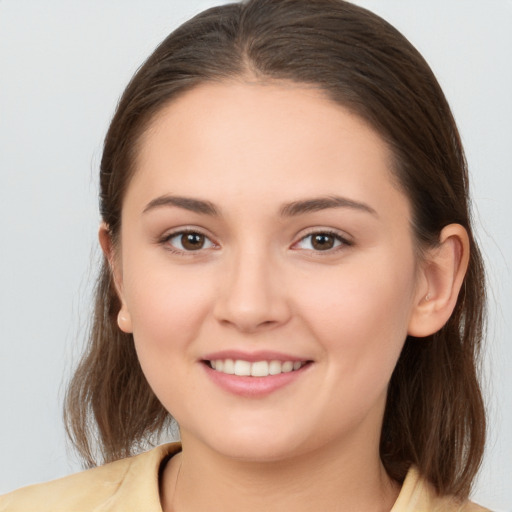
[64,0,486,499]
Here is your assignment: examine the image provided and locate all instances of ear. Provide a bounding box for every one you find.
[407,224,469,337]
[98,223,133,333]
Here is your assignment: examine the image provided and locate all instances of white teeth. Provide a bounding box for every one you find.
[210,359,306,377]
[269,360,282,375]
[251,361,269,377]
[223,359,235,374]
[281,361,293,373]
[234,360,252,376]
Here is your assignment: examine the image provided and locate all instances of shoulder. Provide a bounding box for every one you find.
[0,443,181,512]
[392,466,491,512]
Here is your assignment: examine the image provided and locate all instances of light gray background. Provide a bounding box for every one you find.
[0,1,510,509]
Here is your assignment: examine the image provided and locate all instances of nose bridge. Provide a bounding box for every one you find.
[214,240,290,332]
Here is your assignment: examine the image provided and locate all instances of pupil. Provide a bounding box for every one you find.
[312,234,334,250]
[182,233,204,250]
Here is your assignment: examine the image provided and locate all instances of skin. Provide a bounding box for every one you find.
[101,81,469,512]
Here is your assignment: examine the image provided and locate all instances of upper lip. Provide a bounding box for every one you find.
[201,350,310,363]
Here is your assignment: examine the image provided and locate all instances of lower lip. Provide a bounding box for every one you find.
[202,362,311,397]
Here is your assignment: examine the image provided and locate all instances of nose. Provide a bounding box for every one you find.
[213,246,292,333]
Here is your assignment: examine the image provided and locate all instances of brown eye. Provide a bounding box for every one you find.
[311,233,335,250]
[181,232,205,250]
[294,231,347,252]
[166,231,214,252]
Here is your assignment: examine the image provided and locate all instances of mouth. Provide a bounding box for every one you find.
[201,351,313,396]
[204,359,308,377]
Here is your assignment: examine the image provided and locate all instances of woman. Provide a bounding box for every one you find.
[0,0,490,510]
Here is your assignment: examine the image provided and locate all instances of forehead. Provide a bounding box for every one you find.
[127,80,408,220]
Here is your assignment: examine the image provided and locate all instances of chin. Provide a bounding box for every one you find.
[188,423,314,463]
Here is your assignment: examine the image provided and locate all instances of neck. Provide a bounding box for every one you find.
[161,433,399,512]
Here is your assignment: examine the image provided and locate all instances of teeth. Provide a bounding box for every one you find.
[269,360,282,375]
[282,361,293,373]
[234,360,251,376]
[209,359,306,377]
[251,361,269,377]
[223,359,235,374]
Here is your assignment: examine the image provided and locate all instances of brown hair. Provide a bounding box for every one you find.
[64,0,486,499]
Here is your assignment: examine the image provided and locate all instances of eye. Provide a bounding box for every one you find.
[164,230,215,252]
[294,231,349,251]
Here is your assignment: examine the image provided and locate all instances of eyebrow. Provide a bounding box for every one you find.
[143,195,219,216]
[279,195,378,217]
[142,194,377,217]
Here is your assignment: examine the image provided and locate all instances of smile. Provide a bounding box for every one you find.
[208,359,306,377]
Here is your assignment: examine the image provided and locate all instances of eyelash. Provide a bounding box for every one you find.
[158,228,352,255]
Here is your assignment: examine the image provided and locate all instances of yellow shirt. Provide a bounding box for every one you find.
[0,443,489,511]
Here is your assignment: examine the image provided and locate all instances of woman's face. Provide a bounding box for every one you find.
[116,81,425,462]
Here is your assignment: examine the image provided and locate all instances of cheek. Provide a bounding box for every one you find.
[122,257,213,370]
[123,266,216,419]
[296,252,416,378]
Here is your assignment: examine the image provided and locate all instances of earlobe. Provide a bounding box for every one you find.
[117,309,133,333]
[98,223,134,334]
[407,224,470,337]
